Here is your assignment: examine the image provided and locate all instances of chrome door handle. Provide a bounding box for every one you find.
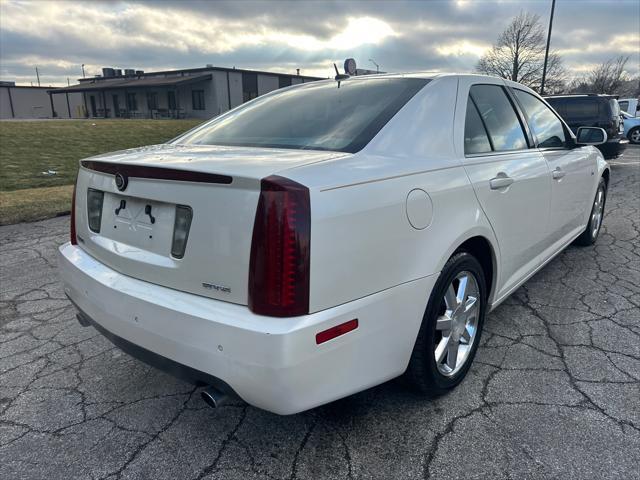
[552,168,566,180]
[489,175,514,190]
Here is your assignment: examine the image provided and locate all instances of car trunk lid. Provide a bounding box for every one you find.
[74,144,346,305]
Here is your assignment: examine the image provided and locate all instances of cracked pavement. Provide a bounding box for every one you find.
[1,146,639,480]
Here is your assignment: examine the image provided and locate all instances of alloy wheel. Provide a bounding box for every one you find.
[434,271,481,376]
[630,128,640,144]
[591,185,605,238]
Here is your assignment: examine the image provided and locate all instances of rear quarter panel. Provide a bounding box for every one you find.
[285,76,499,313]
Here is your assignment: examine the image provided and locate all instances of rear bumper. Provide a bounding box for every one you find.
[598,137,627,158]
[58,243,434,414]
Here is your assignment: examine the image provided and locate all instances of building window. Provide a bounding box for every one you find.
[242,73,258,102]
[168,91,176,110]
[192,90,205,110]
[279,76,292,88]
[147,92,158,110]
[126,92,137,111]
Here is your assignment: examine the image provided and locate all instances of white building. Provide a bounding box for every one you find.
[0,84,84,119]
[48,66,323,120]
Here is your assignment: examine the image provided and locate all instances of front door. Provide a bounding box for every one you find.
[112,94,120,118]
[511,88,594,241]
[89,95,97,117]
[458,81,551,299]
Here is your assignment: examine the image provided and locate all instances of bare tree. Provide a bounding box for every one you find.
[476,12,565,92]
[567,56,632,95]
[588,56,630,94]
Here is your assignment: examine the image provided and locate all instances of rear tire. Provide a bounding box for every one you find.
[574,177,607,246]
[628,127,640,144]
[404,251,487,395]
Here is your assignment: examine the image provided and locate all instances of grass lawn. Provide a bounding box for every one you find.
[0,185,74,225]
[0,119,203,224]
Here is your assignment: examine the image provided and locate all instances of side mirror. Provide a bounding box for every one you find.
[576,127,608,146]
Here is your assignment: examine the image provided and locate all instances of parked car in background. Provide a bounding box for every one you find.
[618,98,639,117]
[545,94,626,159]
[59,73,610,415]
[622,111,640,144]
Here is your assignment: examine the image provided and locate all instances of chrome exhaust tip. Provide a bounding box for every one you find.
[201,387,229,408]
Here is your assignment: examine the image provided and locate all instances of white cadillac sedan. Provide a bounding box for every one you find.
[59,73,610,415]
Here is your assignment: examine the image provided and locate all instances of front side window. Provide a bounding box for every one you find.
[192,90,205,110]
[470,85,528,152]
[174,78,429,153]
[514,89,567,148]
[464,97,492,154]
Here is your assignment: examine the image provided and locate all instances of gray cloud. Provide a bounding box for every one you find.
[1,0,638,87]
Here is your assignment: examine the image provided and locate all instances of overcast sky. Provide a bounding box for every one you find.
[1,0,638,87]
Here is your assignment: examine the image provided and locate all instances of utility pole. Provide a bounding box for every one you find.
[369,58,379,73]
[540,0,556,95]
[35,66,40,86]
[82,64,86,78]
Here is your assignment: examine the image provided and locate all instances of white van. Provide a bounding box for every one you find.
[618,98,639,116]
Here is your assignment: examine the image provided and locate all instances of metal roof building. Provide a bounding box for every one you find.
[48,66,323,120]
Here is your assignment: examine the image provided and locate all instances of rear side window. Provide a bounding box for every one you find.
[464,97,492,154]
[545,98,565,116]
[469,85,528,152]
[514,90,567,148]
[618,100,629,113]
[564,99,599,119]
[176,78,429,153]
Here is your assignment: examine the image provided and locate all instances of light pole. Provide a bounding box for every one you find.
[369,58,379,73]
[540,0,556,95]
[81,64,85,78]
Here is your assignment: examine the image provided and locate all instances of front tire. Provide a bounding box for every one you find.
[404,251,487,395]
[628,127,640,144]
[574,177,607,246]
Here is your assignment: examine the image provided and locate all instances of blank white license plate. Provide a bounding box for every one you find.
[101,193,176,252]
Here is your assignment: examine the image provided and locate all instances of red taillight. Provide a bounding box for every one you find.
[248,175,310,317]
[70,180,78,245]
[316,319,359,344]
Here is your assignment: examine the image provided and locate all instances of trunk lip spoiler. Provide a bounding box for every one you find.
[80,160,233,185]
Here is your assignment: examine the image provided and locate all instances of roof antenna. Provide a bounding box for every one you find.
[334,63,350,88]
[334,63,350,80]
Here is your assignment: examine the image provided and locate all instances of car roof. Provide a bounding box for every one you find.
[327,72,511,81]
[292,72,541,99]
[545,94,615,100]
[311,72,539,89]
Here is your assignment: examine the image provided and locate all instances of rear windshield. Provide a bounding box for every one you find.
[173,78,429,153]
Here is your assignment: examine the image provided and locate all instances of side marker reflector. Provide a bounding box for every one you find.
[316,319,358,345]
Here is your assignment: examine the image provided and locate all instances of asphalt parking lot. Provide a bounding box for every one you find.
[1,146,639,480]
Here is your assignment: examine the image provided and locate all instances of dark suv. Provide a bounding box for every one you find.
[545,94,626,158]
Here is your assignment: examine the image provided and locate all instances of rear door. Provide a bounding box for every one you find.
[512,88,594,241]
[457,79,551,298]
